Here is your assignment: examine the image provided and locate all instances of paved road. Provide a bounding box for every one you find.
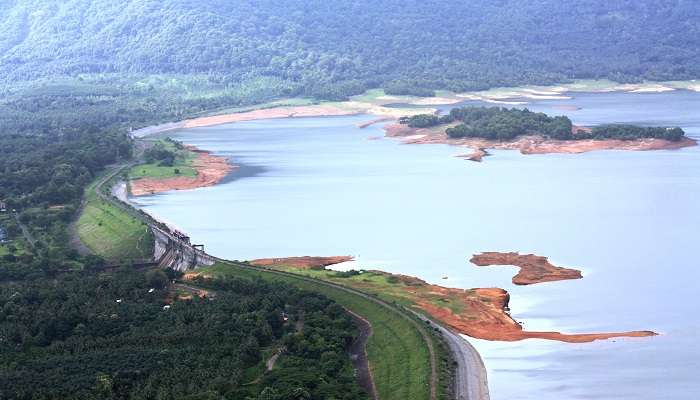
[413,312,490,400]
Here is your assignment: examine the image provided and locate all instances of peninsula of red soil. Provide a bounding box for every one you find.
[416,286,656,343]
[385,123,697,157]
[250,256,355,270]
[130,146,234,196]
[246,256,656,343]
[471,252,582,285]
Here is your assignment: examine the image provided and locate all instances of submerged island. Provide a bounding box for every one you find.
[391,106,696,159]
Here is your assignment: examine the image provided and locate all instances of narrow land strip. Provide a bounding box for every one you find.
[197,261,440,400]
[253,257,656,344]
[345,308,379,400]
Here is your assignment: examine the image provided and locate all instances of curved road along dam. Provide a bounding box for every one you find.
[133,90,700,400]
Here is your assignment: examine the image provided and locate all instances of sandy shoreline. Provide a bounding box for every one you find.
[130,146,235,196]
[130,79,700,139]
[181,105,358,129]
[130,103,427,138]
[130,79,698,163]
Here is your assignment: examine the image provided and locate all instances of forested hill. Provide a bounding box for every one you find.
[1,0,699,98]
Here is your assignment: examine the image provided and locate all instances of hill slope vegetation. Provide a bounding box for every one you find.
[1,0,699,98]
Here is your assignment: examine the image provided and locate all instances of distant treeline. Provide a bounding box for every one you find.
[400,107,686,141]
[2,0,700,98]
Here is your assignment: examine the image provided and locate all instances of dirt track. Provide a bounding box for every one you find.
[346,309,379,399]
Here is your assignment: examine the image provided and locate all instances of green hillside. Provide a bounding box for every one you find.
[1,0,699,98]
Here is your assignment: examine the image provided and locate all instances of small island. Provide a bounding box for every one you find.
[470,252,583,285]
[390,106,696,158]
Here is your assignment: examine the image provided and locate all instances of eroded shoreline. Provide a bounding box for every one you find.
[130,145,235,196]
[236,256,656,344]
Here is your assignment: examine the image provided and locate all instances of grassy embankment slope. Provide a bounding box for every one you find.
[76,171,153,262]
[0,214,10,256]
[250,264,469,316]
[196,262,453,400]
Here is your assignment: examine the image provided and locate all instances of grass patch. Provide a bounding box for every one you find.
[129,139,198,180]
[198,262,433,400]
[76,176,153,261]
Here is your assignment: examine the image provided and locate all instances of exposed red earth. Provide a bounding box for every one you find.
[246,256,657,343]
[130,146,234,196]
[470,252,582,285]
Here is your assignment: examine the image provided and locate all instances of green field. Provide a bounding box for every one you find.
[251,266,468,317]
[129,139,198,180]
[197,262,438,400]
[76,176,153,262]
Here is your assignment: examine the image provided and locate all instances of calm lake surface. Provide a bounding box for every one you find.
[134,90,700,400]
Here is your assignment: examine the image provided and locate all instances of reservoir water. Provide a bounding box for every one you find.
[134,90,700,399]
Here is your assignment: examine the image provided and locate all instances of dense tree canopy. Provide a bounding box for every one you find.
[1,0,699,98]
[443,107,574,140]
[401,107,686,141]
[0,269,367,399]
